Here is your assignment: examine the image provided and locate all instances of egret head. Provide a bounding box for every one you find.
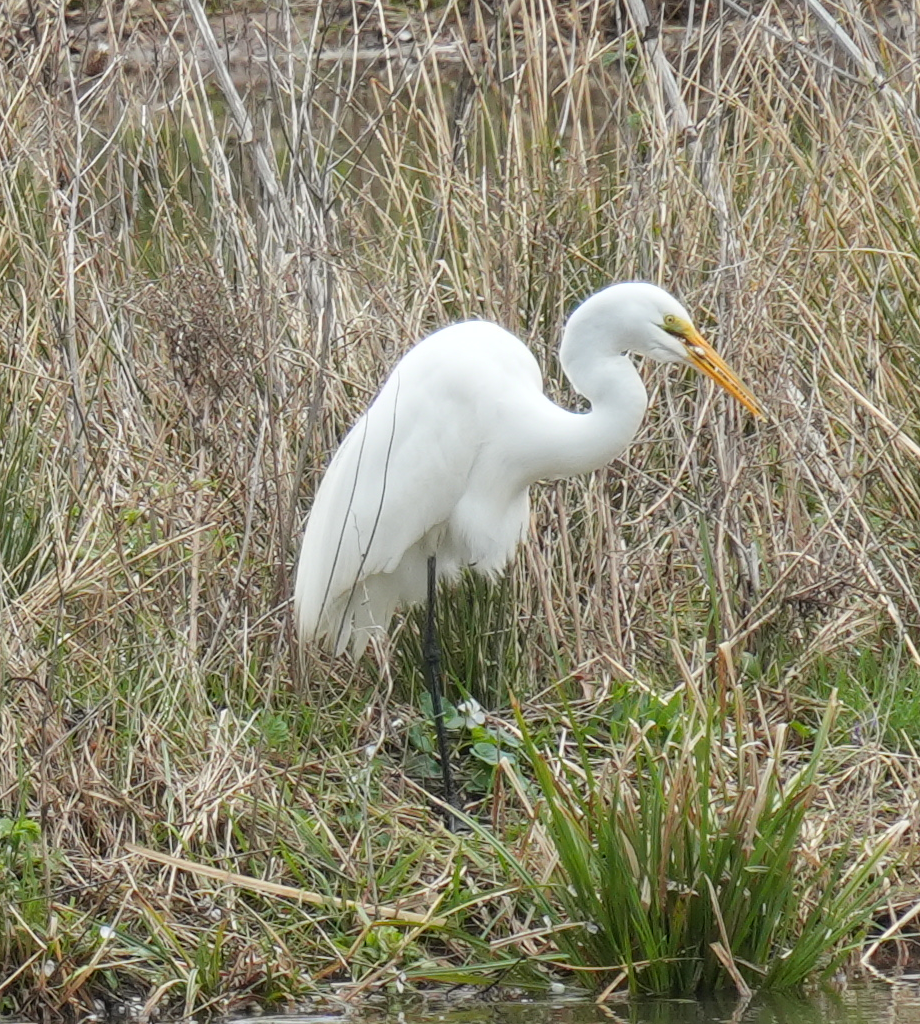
[651,305,763,418]
[570,282,764,418]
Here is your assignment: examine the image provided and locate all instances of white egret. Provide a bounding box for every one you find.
[295,282,762,822]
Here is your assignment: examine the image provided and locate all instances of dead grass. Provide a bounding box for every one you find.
[2,0,920,1016]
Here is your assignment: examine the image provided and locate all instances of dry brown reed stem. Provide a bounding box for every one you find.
[125,843,447,926]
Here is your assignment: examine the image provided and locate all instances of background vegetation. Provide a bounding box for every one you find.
[2,0,920,1017]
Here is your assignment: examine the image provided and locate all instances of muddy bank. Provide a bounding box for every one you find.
[7,1,911,110]
[7,1,723,93]
[11,3,480,90]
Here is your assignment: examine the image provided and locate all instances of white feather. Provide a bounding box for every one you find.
[294,282,759,654]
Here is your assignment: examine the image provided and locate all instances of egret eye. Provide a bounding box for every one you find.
[662,314,685,338]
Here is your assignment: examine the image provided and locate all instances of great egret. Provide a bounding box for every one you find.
[295,282,762,822]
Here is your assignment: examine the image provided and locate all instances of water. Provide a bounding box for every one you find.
[239,982,920,1024]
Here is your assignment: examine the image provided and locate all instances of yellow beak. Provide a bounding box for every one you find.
[681,326,764,419]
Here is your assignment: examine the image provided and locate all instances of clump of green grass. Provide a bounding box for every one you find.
[522,686,904,996]
[0,815,45,965]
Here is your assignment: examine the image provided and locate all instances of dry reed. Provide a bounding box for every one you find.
[1,0,919,1015]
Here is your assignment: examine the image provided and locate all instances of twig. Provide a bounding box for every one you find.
[830,371,920,463]
[861,893,920,966]
[802,0,920,134]
[622,0,694,136]
[125,844,447,927]
[184,0,290,218]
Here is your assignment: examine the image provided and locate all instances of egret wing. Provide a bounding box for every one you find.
[294,321,544,654]
[295,356,474,652]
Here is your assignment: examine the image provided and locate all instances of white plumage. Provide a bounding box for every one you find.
[294,282,761,654]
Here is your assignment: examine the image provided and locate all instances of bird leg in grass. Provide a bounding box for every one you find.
[423,555,459,828]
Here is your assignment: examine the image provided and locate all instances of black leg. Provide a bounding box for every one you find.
[423,555,460,829]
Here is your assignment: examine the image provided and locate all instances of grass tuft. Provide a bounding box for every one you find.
[522,686,903,996]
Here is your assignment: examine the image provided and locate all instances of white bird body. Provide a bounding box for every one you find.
[295,283,761,655]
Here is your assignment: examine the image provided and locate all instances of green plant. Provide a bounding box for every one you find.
[523,689,900,995]
[0,816,47,965]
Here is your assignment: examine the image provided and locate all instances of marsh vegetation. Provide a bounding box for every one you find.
[2,0,920,1018]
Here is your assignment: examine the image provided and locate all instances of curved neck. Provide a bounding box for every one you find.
[511,353,648,484]
[560,289,633,399]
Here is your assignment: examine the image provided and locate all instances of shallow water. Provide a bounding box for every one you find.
[239,981,920,1024]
